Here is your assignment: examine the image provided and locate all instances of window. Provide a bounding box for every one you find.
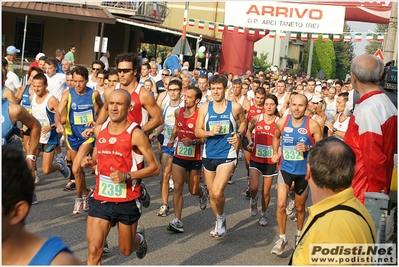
[15,19,45,58]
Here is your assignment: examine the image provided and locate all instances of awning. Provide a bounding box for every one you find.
[2,1,116,24]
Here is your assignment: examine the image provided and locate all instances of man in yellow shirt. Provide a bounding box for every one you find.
[292,137,376,265]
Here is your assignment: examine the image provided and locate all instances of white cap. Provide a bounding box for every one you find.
[316,81,322,85]
[311,96,323,103]
[35,52,45,60]
[305,94,313,101]
[315,85,322,92]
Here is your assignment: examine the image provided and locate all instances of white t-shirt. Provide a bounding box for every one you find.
[46,73,66,100]
[87,74,97,90]
[5,71,21,94]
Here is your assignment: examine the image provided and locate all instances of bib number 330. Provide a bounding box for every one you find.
[98,175,127,198]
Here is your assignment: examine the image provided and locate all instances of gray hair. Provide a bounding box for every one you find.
[350,55,383,84]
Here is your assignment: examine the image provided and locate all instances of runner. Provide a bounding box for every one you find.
[82,89,160,264]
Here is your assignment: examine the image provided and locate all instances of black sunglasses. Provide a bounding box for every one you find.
[93,68,102,71]
[117,68,133,73]
[162,73,169,76]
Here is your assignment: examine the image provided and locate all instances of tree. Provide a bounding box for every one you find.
[365,24,388,54]
[252,52,271,72]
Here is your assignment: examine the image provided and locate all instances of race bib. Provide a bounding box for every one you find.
[37,118,48,127]
[209,120,230,135]
[73,110,93,125]
[24,106,32,114]
[282,146,303,161]
[176,142,195,157]
[98,174,127,199]
[255,144,272,158]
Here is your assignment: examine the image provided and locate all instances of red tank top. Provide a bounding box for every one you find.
[246,105,265,137]
[174,107,201,160]
[250,114,277,164]
[94,121,144,202]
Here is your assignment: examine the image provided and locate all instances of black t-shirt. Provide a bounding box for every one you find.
[156,80,165,94]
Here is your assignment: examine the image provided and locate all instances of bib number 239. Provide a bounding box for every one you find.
[98,175,127,198]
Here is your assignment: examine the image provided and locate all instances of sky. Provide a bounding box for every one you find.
[347,21,377,56]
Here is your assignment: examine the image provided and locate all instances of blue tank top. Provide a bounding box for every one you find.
[28,236,73,265]
[280,115,314,175]
[1,98,14,145]
[203,100,237,159]
[65,87,95,139]
[21,84,32,113]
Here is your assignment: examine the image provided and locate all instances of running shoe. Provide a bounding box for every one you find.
[32,192,38,205]
[63,179,76,191]
[259,211,268,226]
[169,176,174,191]
[199,185,209,210]
[294,235,300,250]
[210,216,227,238]
[82,188,93,211]
[286,197,296,218]
[73,198,83,214]
[250,196,258,217]
[271,238,288,255]
[167,218,184,233]
[140,183,151,208]
[245,186,250,198]
[136,225,148,259]
[103,240,109,253]
[34,171,40,184]
[228,175,234,184]
[157,204,169,217]
[57,159,71,179]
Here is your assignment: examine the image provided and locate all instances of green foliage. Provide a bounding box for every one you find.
[252,52,271,72]
[303,22,355,80]
[288,68,302,76]
[140,43,171,60]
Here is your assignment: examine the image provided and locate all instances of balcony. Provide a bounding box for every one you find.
[101,1,169,23]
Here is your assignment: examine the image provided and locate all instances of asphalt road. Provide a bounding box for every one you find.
[26,143,311,265]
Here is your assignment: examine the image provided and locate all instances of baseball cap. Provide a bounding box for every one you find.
[181,66,188,71]
[35,52,45,60]
[305,94,313,101]
[6,45,20,55]
[316,81,322,85]
[315,85,322,92]
[311,96,323,103]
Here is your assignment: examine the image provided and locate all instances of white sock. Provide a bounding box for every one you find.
[279,234,287,242]
[217,213,225,221]
[137,233,144,244]
[251,197,257,204]
[296,230,302,236]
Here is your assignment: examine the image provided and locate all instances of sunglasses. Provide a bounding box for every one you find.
[161,73,169,76]
[93,68,102,71]
[117,68,133,73]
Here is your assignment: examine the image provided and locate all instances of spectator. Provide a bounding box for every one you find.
[4,45,20,72]
[64,45,76,65]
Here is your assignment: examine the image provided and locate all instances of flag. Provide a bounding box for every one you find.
[355,33,362,42]
[322,34,329,41]
[269,30,276,38]
[377,33,384,42]
[188,19,195,27]
[198,20,204,29]
[333,34,340,42]
[290,32,297,40]
[238,27,244,34]
[208,22,215,31]
[228,25,234,32]
[344,33,351,42]
[218,23,224,32]
[249,28,255,36]
[301,33,308,41]
[259,29,266,36]
[366,33,373,42]
[311,33,318,41]
[280,31,286,39]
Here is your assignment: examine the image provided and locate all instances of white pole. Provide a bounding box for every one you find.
[20,15,28,71]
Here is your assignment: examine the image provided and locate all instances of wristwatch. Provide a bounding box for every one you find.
[26,155,36,162]
[332,128,338,133]
[124,172,131,182]
[192,139,197,146]
[237,132,244,139]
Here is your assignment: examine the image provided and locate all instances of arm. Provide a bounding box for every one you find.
[167,108,180,148]
[93,90,104,118]
[246,115,259,151]
[15,85,26,104]
[310,119,323,143]
[41,96,60,136]
[55,90,69,133]
[242,99,251,114]
[272,118,284,162]
[151,79,158,100]
[140,88,164,133]
[156,91,167,107]
[3,87,17,104]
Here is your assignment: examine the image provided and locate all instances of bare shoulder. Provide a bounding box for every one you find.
[51,251,83,265]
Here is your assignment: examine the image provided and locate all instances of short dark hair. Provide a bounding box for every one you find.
[72,65,89,81]
[33,73,48,85]
[38,56,48,61]
[308,137,355,191]
[2,58,8,67]
[114,52,140,82]
[335,80,344,87]
[255,87,266,96]
[169,79,182,90]
[2,145,35,219]
[92,60,105,70]
[209,74,228,88]
[29,67,44,75]
[232,79,242,86]
[44,57,58,69]
[188,85,202,101]
[253,79,261,86]
[141,63,150,70]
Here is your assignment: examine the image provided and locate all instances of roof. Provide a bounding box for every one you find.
[2,1,116,24]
